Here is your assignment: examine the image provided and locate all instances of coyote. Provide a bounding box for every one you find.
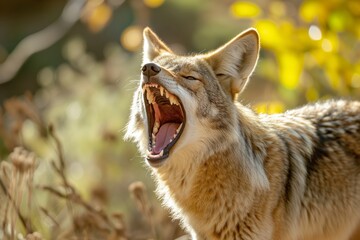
[125,27,360,240]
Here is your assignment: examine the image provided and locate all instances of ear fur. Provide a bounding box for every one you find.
[143,27,173,63]
[204,28,260,100]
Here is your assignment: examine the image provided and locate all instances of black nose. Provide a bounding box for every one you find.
[142,63,161,78]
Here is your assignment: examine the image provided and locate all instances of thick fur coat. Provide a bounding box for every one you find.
[125,27,360,240]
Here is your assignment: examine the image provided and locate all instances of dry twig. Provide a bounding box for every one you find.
[0,177,32,233]
[129,181,157,239]
[0,147,36,235]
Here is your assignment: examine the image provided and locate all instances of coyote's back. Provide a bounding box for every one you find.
[261,100,360,240]
[125,27,360,240]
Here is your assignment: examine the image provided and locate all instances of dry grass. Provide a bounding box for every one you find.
[0,96,186,240]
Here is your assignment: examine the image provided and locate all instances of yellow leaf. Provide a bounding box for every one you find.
[144,0,165,8]
[255,102,285,114]
[278,52,303,90]
[230,1,261,18]
[310,49,327,65]
[254,20,281,49]
[120,26,143,52]
[84,3,112,32]
[300,1,326,23]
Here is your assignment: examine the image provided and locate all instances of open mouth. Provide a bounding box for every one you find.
[142,83,185,164]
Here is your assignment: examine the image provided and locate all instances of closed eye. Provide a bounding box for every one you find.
[183,76,198,80]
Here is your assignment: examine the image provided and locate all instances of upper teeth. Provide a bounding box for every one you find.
[143,84,180,106]
[160,86,165,96]
[169,95,178,105]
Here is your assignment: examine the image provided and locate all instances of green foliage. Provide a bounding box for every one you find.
[226,0,360,112]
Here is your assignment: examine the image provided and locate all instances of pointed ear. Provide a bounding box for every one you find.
[204,28,260,100]
[143,27,173,63]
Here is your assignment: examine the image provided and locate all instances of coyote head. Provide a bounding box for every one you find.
[125,27,259,168]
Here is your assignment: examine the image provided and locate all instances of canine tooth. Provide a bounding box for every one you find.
[165,90,169,99]
[159,150,164,156]
[169,96,173,105]
[169,95,177,105]
[173,96,179,105]
[160,86,164,96]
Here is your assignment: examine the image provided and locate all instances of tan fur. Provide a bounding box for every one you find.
[125,27,360,240]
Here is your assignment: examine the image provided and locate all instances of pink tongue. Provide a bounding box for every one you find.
[153,123,180,154]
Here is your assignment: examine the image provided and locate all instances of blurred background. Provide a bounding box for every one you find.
[0,0,359,239]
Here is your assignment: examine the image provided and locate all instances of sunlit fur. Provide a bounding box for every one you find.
[125,27,360,240]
